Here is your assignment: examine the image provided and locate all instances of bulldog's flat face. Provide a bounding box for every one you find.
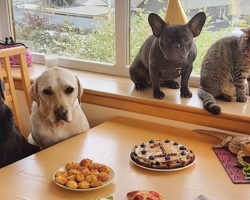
[158,25,195,64]
[148,12,206,65]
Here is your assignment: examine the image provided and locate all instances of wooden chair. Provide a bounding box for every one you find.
[0,46,32,138]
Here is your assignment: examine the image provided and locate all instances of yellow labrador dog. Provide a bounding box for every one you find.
[28,66,90,149]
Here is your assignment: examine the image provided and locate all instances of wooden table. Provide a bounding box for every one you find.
[0,116,249,200]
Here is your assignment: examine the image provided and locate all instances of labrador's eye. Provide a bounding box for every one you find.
[43,89,52,96]
[184,37,190,42]
[65,87,74,94]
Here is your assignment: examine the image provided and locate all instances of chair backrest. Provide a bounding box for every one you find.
[0,46,32,138]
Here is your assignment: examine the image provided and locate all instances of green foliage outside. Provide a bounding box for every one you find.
[78,17,115,63]
[46,0,76,7]
[15,5,248,75]
[130,9,151,62]
[244,15,250,25]
[193,13,233,74]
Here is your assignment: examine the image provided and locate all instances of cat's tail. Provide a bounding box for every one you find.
[197,86,221,115]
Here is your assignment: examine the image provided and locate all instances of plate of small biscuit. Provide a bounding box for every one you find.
[53,158,115,191]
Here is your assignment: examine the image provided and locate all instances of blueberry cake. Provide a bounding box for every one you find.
[131,139,195,169]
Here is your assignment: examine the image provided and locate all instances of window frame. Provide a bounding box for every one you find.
[0,0,204,87]
[0,0,11,40]
[1,0,130,77]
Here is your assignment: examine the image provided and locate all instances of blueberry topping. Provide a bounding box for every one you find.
[140,143,146,148]
[165,156,171,160]
[165,139,170,143]
[180,146,186,150]
[155,161,160,165]
[141,150,147,154]
[149,156,155,160]
[181,151,186,156]
[173,142,179,145]
[149,140,155,143]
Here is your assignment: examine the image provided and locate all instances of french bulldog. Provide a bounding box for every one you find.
[129,12,206,99]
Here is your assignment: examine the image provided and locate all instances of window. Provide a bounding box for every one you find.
[129,0,250,77]
[2,0,128,76]
[13,0,115,62]
[1,0,250,83]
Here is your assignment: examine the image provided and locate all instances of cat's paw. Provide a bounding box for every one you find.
[236,95,247,102]
[135,83,146,91]
[153,90,165,99]
[180,88,192,98]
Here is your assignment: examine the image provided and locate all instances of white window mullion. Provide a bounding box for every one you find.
[115,0,129,76]
[0,0,11,40]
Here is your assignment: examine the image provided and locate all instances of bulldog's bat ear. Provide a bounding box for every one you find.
[187,12,206,37]
[148,13,166,38]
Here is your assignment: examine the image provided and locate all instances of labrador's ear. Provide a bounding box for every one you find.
[0,79,5,101]
[76,76,83,104]
[29,80,40,107]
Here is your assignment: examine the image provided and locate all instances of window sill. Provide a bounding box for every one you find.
[12,64,250,135]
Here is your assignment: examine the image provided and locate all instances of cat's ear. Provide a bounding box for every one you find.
[148,13,166,38]
[187,12,206,37]
[241,28,250,40]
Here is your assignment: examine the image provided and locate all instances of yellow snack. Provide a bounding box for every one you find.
[66,162,79,170]
[55,171,68,179]
[78,181,90,189]
[90,180,102,188]
[76,173,85,182]
[56,159,110,190]
[80,158,93,167]
[78,166,88,173]
[55,176,67,185]
[89,163,101,170]
[67,169,80,176]
[85,175,98,183]
[98,172,108,182]
[67,175,76,182]
[81,170,91,176]
[90,169,99,176]
[66,180,78,189]
[99,165,109,174]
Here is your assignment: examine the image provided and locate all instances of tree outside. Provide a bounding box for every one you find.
[14,0,250,75]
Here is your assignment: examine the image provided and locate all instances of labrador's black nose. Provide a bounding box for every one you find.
[54,106,68,119]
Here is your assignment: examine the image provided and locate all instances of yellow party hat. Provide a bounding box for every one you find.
[164,0,188,25]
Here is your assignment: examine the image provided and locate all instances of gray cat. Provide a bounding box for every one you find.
[198,27,250,115]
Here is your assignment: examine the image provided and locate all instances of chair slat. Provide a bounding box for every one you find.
[2,56,24,135]
[18,53,32,113]
[4,83,10,90]
[0,46,32,139]
[1,70,7,78]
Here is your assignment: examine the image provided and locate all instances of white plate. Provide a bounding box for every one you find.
[130,154,196,171]
[53,164,115,191]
